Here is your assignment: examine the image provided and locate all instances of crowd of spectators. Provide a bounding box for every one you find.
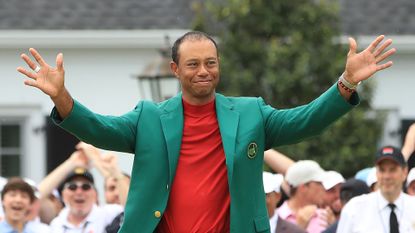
[1,125,414,233]
[0,142,130,233]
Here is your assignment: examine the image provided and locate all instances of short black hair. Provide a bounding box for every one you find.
[1,177,35,203]
[171,31,219,65]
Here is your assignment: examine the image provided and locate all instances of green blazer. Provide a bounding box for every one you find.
[52,84,358,233]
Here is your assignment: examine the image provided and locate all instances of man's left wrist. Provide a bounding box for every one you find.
[339,75,361,90]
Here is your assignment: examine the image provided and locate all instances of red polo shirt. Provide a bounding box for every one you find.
[157,99,230,233]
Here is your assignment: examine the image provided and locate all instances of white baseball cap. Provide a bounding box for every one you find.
[24,177,40,199]
[285,160,326,187]
[263,172,284,194]
[366,167,377,188]
[0,176,7,191]
[406,167,415,188]
[323,170,345,190]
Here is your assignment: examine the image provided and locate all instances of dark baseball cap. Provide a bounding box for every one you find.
[375,146,406,167]
[63,167,94,184]
[340,178,370,204]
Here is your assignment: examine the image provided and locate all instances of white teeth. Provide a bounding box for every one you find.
[11,206,23,211]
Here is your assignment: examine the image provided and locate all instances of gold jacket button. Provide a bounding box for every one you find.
[154,211,161,218]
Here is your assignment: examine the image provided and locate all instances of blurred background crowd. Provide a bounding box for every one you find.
[0,123,414,232]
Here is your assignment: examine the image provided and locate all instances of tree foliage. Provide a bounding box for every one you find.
[192,0,384,178]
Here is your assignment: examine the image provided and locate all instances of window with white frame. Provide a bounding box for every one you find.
[0,121,22,177]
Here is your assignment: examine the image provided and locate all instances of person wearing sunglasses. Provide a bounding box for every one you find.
[37,151,124,233]
[64,181,93,192]
[19,31,395,233]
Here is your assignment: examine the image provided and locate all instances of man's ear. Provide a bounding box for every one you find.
[170,61,180,78]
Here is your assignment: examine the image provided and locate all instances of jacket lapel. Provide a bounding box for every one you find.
[215,94,239,185]
[160,94,184,185]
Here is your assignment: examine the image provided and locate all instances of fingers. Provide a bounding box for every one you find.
[348,37,357,56]
[376,48,396,64]
[373,39,392,57]
[368,35,385,53]
[70,151,81,159]
[370,36,395,73]
[20,53,39,71]
[104,152,116,159]
[56,53,64,72]
[376,61,393,72]
[23,79,38,88]
[17,66,37,80]
[17,66,39,88]
[29,48,47,66]
[20,49,63,73]
[76,142,96,153]
[76,141,88,150]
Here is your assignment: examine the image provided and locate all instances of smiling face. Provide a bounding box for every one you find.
[170,38,220,105]
[2,189,32,224]
[62,177,96,219]
[376,160,407,201]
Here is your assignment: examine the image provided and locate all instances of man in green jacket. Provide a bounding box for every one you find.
[17,31,395,233]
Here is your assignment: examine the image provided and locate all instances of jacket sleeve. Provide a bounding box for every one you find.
[261,83,359,148]
[50,99,142,153]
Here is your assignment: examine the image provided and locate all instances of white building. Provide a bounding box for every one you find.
[340,0,415,147]
[0,0,193,200]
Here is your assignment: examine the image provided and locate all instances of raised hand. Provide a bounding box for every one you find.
[17,48,65,98]
[402,123,415,160]
[296,204,317,229]
[100,152,123,178]
[76,142,122,178]
[344,35,396,85]
[76,142,102,168]
[320,206,335,226]
[68,151,90,169]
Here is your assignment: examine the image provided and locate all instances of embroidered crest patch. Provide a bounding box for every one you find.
[247,142,258,159]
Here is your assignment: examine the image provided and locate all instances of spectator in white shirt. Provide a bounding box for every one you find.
[75,142,130,206]
[75,142,130,233]
[38,149,123,233]
[49,167,123,233]
[323,178,370,233]
[337,146,415,233]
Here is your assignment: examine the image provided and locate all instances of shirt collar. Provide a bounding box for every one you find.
[0,220,28,233]
[376,190,404,211]
[0,220,14,233]
[62,204,98,229]
[84,204,99,223]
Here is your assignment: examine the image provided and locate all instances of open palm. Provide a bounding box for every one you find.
[344,35,395,84]
[17,48,65,98]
